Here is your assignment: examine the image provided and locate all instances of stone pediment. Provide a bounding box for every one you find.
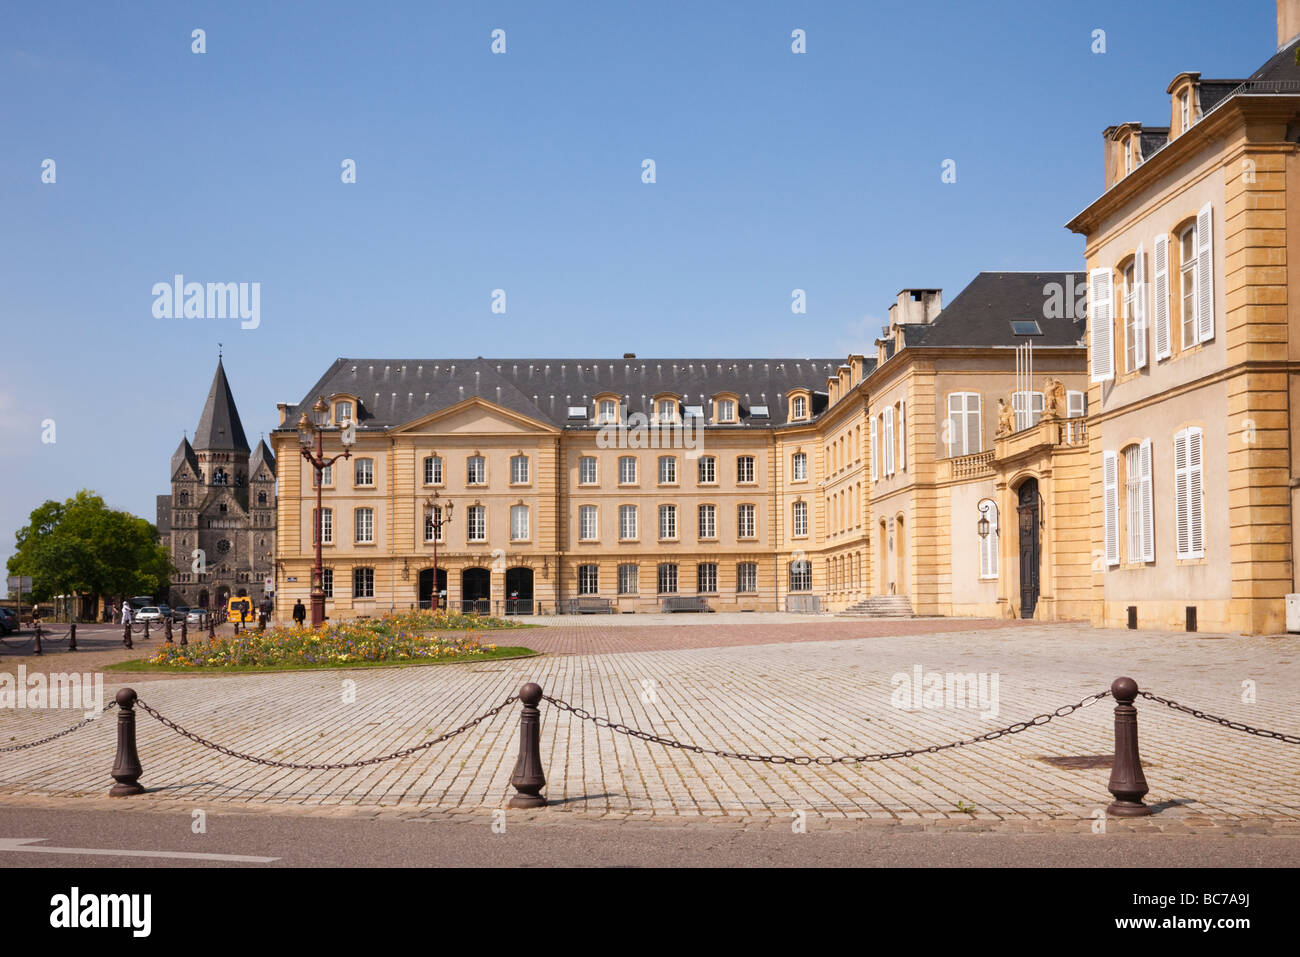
[392,397,558,436]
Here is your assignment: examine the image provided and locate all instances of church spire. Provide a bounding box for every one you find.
[193,357,250,453]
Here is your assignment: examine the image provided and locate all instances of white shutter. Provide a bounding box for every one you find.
[898,400,906,471]
[1133,243,1147,369]
[1103,450,1120,566]
[1090,267,1114,382]
[966,394,982,454]
[1152,233,1171,360]
[1187,427,1204,556]
[870,416,878,480]
[1174,430,1194,558]
[1195,203,1214,343]
[1139,439,1154,562]
[882,408,894,476]
[946,393,960,457]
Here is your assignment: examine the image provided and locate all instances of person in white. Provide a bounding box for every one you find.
[121,602,133,625]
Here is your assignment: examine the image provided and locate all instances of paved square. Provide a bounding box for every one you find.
[2,619,1297,824]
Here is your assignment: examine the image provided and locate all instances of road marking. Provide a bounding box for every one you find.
[0,837,279,863]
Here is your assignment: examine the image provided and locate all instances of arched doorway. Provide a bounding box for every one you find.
[198,589,209,609]
[461,567,490,614]
[418,568,447,610]
[1017,478,1041,618]
[215,586,230,616]
[504,567,534,615]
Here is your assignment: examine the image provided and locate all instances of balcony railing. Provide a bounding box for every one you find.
[951,450,995,479]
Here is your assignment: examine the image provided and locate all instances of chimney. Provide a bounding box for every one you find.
[1280,0,1300,49]
[887,289,942,329]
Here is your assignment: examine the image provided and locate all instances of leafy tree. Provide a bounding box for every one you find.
[7,490,171,612]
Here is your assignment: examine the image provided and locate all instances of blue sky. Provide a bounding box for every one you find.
[0,0,1274,572]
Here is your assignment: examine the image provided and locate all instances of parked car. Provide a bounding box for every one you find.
[157,604,172,620]
[170,606,190,621]
[185,609,209,625]
[135,606,163,622]
[0,608,18,635]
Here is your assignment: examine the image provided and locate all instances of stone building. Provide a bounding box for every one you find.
[158,359,277,612]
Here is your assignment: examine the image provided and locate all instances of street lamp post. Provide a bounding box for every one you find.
[423,490,454,612]
[298,397,355,628]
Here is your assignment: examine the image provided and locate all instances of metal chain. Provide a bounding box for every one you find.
[1139,691,1300,744]
[0,701,117,753]
[541,690,1113,765]
[0,634,38,651]
[134,693,520,770]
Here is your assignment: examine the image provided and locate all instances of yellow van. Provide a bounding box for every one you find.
[226,597,254,622]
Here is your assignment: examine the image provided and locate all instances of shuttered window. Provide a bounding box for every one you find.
[1012,391,1045,431]
[978,500,998,579]
[1153,233,1171,360]
[1090,267,1115,382]
[882,408,894,476]
[1195,203,1214,344]
[1103,451,1120,566]
[1139,439,1155,563]
[946,392,982,457]
[869,416,878,480]
[1175,427,1205,559]
[1124,444,1153,563]
[1132,244,1147,370]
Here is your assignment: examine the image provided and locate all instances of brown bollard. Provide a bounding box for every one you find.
[1107,676,1151,816]
[68,623,77,651]
[122,621,133,650]
[508,682,547,809]
[32,622,43,656]
[142,620,150,641]
[164,617,173,643]
[108,688,144,797]
[208,617,215,641]
[180,620,188,646]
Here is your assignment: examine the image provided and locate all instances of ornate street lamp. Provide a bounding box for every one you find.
[423,490,454,612]
[977,499,996,540]
[298,397,355,627]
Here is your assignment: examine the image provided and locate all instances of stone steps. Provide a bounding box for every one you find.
[837,595,915,618]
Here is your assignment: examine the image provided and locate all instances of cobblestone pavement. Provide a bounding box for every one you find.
[1,621,1297,826]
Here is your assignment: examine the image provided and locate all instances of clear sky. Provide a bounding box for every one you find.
[0,0,1275,572]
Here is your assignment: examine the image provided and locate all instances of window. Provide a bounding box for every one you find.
[335,400,353,425]
[354,507,374,544]
[792,452,807,481]
[467,456,486,485]
[1012,391,1045,431]
[618,456,637,485]
[423,455,443,485]
[1067,391,1087,417]
[314,507,333,545]
[579,456,597,485]
[577,564,599,595]
[697,563,718,593]
[313,463,332,488]
[657,399,677,422]
[1153,233,1171,360]
[1179,90,1190,132]
[1123,253,1147,373]
[1124,442,1154,563]
[354,458,374,486]
[424,506,443,543]
[510,505,530,541]
[321,567,333,598]
[978,500,998,579]
[617,563,638,595]
[1103,451,1121,566]
[658,456,677,484]
[619,504,638,540]
[698,504,716,539]
[716,399,736,422]
[1089,267,1115,382]
[1174,427,1205,559]
[658,504,677,539]
[1010,320,1042,336]
[737,504,756,538]
[579,505,598,541]
[353,567,374,598]
[467,505,486,542]
[598,399,617,424]
[1179,206,1215,347]
[882,408,895,476]
[1179,225,1196,349]
[657,563,678,593]
[698,456,716,484]
[257,491,267,506]
[789,560,812,592]
[737,456,755,483]
[510,455,529,484]
[737,562,757,593]
[792,501,808,537]
[946,393,982,456]
[897,400,906,471]
[791,395,807,420]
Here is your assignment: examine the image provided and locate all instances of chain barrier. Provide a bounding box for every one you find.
[542,690,1113,765]
[0,701,117,753]
[38,628,75,645]
[134,693,520,770]
[0,634,38,651]
[1139,691,1300,745]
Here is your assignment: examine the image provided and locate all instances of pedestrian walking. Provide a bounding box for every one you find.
[121,601,133,626]
[292,599,307,627]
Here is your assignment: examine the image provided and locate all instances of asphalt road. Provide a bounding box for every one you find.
[0,806,1294,868]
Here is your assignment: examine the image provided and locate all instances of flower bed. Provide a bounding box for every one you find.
[139,611,529,669]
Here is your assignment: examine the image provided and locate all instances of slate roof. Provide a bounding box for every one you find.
[281,356,856,431]
[170,437,199,479]
[194,359,250,453]
[249,439,276,480]
[901,272,1087,349]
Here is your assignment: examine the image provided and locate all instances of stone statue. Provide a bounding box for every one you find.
[1043,377,1067,419]
[996,398,1015,437]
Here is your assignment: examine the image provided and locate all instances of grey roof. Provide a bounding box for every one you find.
[903,272,1087,349]
[249,439,276,479]
[1247,36,1300,83]
[1138,128,1170,159]
[170,437,199,479]
[194,359,250,453]
[281,356,859,431]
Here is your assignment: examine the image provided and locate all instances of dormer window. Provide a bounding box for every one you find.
[715,398,737,423]
[791,395,808,420]
[1179,90,1190,133]
[597,398,618,424]
[334,400,353,426]
[656,398,678,423]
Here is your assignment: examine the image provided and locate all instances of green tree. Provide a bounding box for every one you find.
[7,490,171,614]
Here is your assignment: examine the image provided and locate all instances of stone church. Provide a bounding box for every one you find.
[157,358,277,612]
